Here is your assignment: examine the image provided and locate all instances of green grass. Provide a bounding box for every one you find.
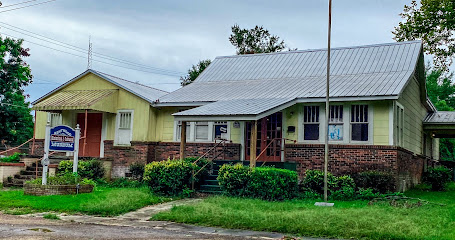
[0,187,167,216]
[153,183,455,240]
[43,213,60,220]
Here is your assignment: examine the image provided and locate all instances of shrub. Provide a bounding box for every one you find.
[143,159,202,196]
[352,171,396,193]
[0,152,22,163]
[129,162,145,181]
[183,157,212,179]
[217,164,299,201]
[26,172,95,187]
[422,167,452,191]
[58,159,105,180]
[300,170,338,195]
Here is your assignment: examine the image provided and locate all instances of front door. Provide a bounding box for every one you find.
[77,113,102,157]
[246,112,283,162]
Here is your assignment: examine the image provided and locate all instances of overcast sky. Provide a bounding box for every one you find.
[1,0,413,102]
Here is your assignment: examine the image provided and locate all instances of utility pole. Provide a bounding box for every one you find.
[323,0,332,203]
[87,36,92,69]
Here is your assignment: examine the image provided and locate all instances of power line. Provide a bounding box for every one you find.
[0,0,39,8]
[0,22,185,75]
[0,31,184,78]
[0,0,56,13]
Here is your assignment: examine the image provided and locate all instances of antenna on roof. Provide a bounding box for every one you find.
[87,36,93,70]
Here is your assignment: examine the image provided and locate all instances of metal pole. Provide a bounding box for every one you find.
[73,124,80,173]
[42,122,51,185]
[324,0,332,203]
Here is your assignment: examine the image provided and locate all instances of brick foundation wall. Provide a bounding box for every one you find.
[24,183,94,196]
[285,144,428,190]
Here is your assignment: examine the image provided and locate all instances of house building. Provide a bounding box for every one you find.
[32,40,451,188]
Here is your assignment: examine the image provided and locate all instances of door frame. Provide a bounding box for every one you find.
[245,112,283,162]
[75,111,104,157]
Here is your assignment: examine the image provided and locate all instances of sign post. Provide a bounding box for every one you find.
[42,123,80,185]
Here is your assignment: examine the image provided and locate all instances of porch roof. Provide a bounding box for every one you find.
[173,98,295,121]
[32,89,117,113]
[423,111,455,138]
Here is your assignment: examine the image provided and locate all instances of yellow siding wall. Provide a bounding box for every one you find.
[34,73,154,142]
[397,76,427,155]
[372,101,390,145]
[154,107,183,142]
[283,103,300,142]
[230,122,241,144]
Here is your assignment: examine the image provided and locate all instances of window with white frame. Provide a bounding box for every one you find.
[328,105,343,141]
[396,105,404,146]
[351,105,369,141]
[176,121,190,141]
[195,122,209,141]
[48,112,62,127]
[214,122,228,140]
[115,110,133,145]
[175,121,229,142]
[303,106,320,140]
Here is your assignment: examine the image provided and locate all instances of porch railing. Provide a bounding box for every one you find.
[256,138,297,167]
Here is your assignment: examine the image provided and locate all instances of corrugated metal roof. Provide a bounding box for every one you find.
[158,41,422,104]
[32,89,117,112]
[33,69,169,105]
[424,111,455,124]
[173,98,293,116]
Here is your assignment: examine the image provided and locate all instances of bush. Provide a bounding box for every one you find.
[26,172,95,187]
[143,159,202,196]
[217,164,299,201]
[352,171,395,193]
[0,152,22,163]
[129,162,145,181]
[183,157,212,178]
[58,159,105,180]
[422,167,452,191]
[300,170,338,195]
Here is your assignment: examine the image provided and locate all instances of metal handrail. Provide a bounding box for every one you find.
[255,138,296,167]
[191,139,231,190]
[0,138,34,155]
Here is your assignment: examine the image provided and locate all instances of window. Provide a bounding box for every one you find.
[195,122,209,141]
[303,106,320,140]
[177,121,191,141]
[351,105,368,141]
[328,105,343,141]
[115,110,133,145]
[48,113,62,127]
[214,122,228,140]
[119,112,132,129]
[396,105,404,146]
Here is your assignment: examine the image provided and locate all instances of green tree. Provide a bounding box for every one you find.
[0,36,33,145]
[181,24,294,85]
[393,0,455,70]
[425,67,455,161]
[180,59,211,86]
[229,24,289,55]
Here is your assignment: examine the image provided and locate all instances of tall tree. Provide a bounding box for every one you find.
[229,24,289,55]
[0,36,33,145]
[181,24,294,85]
[180,59,211,86]
[393,0,455,71]
[425,67,455,161]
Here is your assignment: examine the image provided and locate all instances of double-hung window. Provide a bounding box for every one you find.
[303,106,320,140]
[48,112,62,127]
[351,105,369,141]
[195,122,209,141]
[396,105,404,146]
[328,105,343,141]
[214,122,228,140]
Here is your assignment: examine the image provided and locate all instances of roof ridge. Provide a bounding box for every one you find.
[215,40,422,59]
[93,70,169,93]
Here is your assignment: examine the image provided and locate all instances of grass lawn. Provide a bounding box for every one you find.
[153,183,455,240]
[0,187,167,216]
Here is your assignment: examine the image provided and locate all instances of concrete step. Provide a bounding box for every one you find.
[205,175,218,181]
[199,185,221,192]
[203,180,219,185]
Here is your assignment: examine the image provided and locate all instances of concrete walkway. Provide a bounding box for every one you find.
[20,198,327,239]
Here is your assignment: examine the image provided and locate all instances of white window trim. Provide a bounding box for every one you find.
[114,109,134,146]
[173,121,231,143]
[299,103,374,145]
[396,102,404,147]
[47,112,62,127]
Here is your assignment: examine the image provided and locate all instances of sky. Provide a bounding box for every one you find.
[0,0,413,103]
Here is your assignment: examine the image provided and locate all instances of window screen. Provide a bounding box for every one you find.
[351,105,368,141]
[303,106,320,140]
[119,112,132,129]
[328,105,343,141]
[195,122,209,140]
